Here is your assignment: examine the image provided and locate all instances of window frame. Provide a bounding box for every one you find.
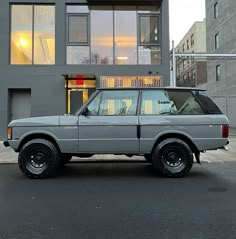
[84,90,140,116]
[215,33,219,50]
[140,90,205,116]
[190,34,194,47]
[10,4,55,65]
[67,14,90,45]
[138,14,160,45]
[214,2,219,19]
[66,5,161,65]
[137,12,161,65]
[216,64,220,81]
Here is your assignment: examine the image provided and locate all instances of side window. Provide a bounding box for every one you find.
[86,92,101,115]
[99,90,139,116]
[193,91,222,114]
[141,90,204,115]
[167,91,204,115]
[141,90,177,115]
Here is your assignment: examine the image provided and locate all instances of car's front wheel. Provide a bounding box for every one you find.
[18,139,61,179]
[152,138,193,177]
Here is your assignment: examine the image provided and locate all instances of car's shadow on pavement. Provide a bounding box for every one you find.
[56,161,208,179]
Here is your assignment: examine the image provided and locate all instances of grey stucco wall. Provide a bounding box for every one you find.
[0,0,170,140]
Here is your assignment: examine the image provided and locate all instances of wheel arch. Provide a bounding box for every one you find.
[151,133,200,163]
[17,133,61,153]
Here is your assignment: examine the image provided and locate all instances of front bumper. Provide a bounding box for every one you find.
[3,141,10,147]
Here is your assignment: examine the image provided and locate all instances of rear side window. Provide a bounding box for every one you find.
[167,90,204,115]
[141,90,204,115]
[193,91,222,114]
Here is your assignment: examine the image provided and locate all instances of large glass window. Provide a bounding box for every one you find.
[138,46,161,65]
[91,6,113,64]
[66,6,89,64]
[115,6,137,65]
[11,5,55,65]
[67,46,90,64]
[66,5,161,65]
[100,76,162,88]
[138,14,160,64]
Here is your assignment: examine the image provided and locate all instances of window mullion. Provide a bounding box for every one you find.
[32,5,35,65]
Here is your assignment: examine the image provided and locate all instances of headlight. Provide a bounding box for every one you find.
[7,128,12,140]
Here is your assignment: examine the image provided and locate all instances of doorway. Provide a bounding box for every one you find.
[9,89,31,122]
[65,75,96,114]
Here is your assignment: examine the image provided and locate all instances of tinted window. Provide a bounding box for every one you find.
[193,91,222,114]
[99,90,139,116]
[68,15,88,43]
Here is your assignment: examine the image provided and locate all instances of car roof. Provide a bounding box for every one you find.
[96,87,206,91]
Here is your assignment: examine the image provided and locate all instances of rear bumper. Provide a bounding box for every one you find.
[3,141,10,147]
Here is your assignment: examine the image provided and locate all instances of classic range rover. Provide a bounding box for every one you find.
[4,88,229,179]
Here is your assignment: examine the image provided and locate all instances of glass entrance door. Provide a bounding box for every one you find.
[65,75,96,114]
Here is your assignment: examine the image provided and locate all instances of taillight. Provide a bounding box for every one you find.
[7,128,12,140]
[222,125,229,138]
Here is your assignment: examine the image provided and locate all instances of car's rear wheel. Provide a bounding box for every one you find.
[152,138,193,177]
[18,139,61,179]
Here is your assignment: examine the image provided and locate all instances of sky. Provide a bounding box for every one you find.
[169,0,206,46]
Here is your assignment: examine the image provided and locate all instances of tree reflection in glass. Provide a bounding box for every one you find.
[91,6,113,64]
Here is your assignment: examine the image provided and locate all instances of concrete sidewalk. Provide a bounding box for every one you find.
[0,136,236,164]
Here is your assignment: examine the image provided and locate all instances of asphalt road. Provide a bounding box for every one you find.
[0,161,236,239]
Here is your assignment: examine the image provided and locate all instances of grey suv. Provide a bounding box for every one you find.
[4,87,229,178]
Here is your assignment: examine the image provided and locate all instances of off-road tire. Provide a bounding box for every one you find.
[152,138,193,177]
[18,138,61,179]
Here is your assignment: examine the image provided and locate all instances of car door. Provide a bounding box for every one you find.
[78,90,140,153]
[139,89,217,153]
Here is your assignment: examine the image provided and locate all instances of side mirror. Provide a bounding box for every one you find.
[81,107,89,116]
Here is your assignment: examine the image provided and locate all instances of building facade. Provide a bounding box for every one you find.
[176,20,207,87]
[0,0,170,140]
[206,0,236,126]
